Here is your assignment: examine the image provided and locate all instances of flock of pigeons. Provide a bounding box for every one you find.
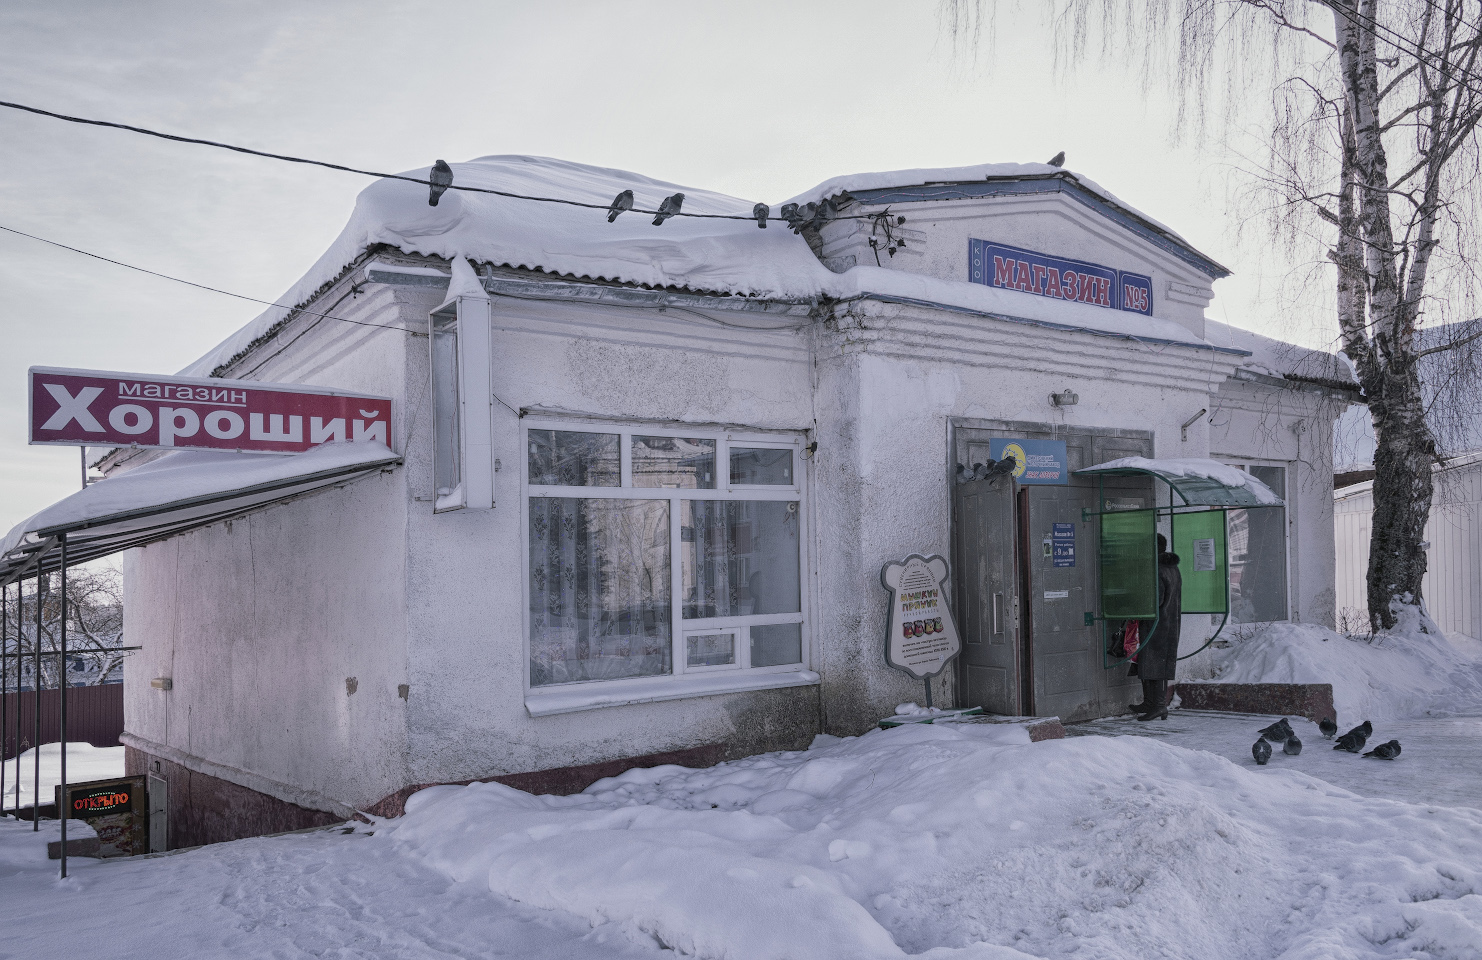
[1251,716,1402,765]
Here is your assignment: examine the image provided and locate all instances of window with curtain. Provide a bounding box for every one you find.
[527,425,806,687]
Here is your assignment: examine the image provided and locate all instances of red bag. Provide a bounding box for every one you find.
[1122,620,1141,661]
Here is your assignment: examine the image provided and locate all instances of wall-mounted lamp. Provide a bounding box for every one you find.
[150,677,172,691]
[1050,390,1079,407]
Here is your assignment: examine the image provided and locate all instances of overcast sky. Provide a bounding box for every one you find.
[0,1,1322,533]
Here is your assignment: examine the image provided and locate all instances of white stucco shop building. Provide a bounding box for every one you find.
[41,156,1352,845]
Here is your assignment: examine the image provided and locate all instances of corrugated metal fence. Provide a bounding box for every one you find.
[1,683,123,760]
[1334,465,1482,639]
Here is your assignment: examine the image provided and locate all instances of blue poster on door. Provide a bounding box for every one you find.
[1052,522,1076,567]
[988,438,1069,485]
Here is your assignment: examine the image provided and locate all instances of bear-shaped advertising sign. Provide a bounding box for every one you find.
[880,554,961,679]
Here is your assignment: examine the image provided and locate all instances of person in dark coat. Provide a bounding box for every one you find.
[1132,533,1181,720]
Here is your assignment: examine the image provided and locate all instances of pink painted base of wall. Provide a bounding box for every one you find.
[1173,682,1336,722]
[125,743,734,847]
[125,747,342,850]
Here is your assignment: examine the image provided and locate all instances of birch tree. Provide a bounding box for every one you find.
[951,0,1482,630]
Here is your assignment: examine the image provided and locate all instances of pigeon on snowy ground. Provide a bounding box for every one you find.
[1047,151,1066,167]
[1319,717,1338,740]
[1364,739,1402,759]
[606,189,634,222]
[428,159,454,206]
[1253,739,1272,765]
[653,193,685,225]
[1334,727,1369,753]
[1258,718,1295,742]
[1358,720,1373,737]
[1284,736,1302,756]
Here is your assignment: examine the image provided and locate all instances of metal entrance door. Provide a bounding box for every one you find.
[952,420,1153,720]
[1022,482,1100,720]
[953,474,1019,714]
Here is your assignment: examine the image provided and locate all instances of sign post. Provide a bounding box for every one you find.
[880,554,962,707]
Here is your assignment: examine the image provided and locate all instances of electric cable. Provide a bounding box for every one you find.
[0,222,406,334]
[0,97,882,225]
[1320,0,1482,104]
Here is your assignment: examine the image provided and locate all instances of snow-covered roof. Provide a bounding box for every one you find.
[1080,456,1284,506]
[182,155,1254,377]
[786,162,1197,255]
[0,441,400,578]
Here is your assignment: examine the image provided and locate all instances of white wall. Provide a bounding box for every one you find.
[397,281,824,786]
[811,293,1248,725]
[124,280,416,810]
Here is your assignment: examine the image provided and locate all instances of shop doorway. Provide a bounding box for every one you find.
[951,420,1152,722]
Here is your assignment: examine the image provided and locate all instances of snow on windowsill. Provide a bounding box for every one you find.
[525,669,820,717]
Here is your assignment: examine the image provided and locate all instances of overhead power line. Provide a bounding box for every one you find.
[1320,0,1482,105]
[0,97,872,227]
[0,222,405,334]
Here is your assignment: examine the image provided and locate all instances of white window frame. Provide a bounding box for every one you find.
[428,287,495,512]
[1221,458,1294,623]
[521,418,815,713]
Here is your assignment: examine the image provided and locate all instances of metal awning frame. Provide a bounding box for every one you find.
[1,448,398,879]
[0,455,400,588]
[1075,463,1286,517]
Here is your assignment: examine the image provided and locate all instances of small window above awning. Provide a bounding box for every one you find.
[0,441,401,584]
[1075,456,1283,508]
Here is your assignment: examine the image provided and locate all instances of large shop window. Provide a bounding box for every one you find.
[526,425,807,688]
[1225,463,1290,623]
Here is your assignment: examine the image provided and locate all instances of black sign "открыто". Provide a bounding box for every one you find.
[68,782,134,819]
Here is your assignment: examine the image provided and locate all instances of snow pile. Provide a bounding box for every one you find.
[2,742,125,808]
[388,723,1482,960]
[1210,620,1482,722]
[183,155,838,375]
[1081,457,1283,504]
[894,701,949,717]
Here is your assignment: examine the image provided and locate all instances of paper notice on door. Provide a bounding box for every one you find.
[1043,590,1069,600]
[1193,538,1217,572]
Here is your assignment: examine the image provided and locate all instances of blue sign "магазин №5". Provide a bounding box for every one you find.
[968,239,1153,316]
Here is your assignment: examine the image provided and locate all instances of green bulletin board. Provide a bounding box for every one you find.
[1173,509,1229,614]
[1099,509,1157,619]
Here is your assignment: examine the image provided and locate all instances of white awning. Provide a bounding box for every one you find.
[0,441,400,584]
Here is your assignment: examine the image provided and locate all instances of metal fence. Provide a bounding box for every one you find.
[1,682,123,760]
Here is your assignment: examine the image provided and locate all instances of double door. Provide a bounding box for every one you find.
[952,422,1151,722]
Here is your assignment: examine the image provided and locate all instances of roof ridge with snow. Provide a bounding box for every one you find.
[182,155,1238,378]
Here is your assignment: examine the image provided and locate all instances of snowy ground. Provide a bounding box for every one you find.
[3,622,1482,960]
[3,716,1482,959]
[1075,711,1482,808]
[1,742,126,809]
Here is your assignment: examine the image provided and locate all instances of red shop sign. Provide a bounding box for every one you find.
[29,366,392,454]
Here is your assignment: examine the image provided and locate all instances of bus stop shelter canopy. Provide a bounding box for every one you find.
[1075,456,1284,509]
[0,440,401,586]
